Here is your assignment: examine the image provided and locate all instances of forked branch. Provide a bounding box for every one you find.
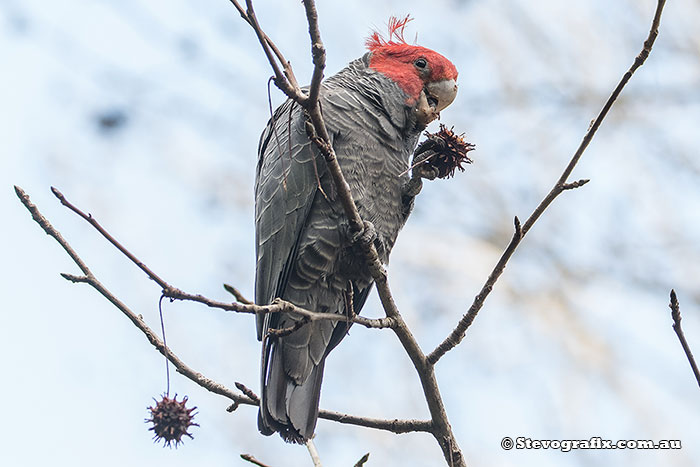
[49,187,394,329]
[14,185,430,435]
[427,0,668,365]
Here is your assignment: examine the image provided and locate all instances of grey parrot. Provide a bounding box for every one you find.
[254,19,458,443]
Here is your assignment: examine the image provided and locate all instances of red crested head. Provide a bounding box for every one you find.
[366,16,458,110]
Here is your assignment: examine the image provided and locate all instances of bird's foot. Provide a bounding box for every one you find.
[401,153,439,217]
[351,221,377,249]
[411,151,440,181]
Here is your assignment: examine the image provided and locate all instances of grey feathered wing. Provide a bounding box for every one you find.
[255,98,320,338]
[255,96,358,443]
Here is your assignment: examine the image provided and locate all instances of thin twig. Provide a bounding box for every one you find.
[227,0,299,89]
[240,454,273,467]
[223,283,253,304]
[231,0,303,100]
[267,317,311,337]
[15,187,253,405]
[235,382,261,404]
[670,290,700,388]
[354,453,370,467]
[427,0,668,365]
[15,186,92,277]
[306,439,323,467]
[51,186,170,290]
[302,0,325,105]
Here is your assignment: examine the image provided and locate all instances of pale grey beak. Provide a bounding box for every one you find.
[415,78,458,126]
[425,78,458,112]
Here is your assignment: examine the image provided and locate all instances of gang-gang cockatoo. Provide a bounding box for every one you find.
[254,17,458,443]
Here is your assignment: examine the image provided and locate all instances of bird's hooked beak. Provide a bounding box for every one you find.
[415,78,458,126]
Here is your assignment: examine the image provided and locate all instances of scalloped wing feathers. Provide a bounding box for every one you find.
[255,54,422,443]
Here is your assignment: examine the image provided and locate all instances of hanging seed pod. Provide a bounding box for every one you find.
[146,394,198,448]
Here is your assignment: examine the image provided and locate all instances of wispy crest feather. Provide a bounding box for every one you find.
[366,15,413,51]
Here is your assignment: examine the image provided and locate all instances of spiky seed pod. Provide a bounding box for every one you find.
[414,124,475,178]
[146,394,198,448]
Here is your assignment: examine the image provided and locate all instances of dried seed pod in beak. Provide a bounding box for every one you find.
[413,124,475,179]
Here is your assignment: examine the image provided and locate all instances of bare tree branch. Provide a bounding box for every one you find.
[227,0,302,99]
[14,185,430,436]
[234,2,298,90]
[49,186,393,329]
[316,411,431,434]
[305,440,323,467]
[18,187,252,405]
[235,382,260,404]
[427,0,668,366]
[302,0,326,107]
[50,186,170,289]
[669,289,700,388]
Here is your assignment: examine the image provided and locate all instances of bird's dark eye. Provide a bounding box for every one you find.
[414,58,427,69]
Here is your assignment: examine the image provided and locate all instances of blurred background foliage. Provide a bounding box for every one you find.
[2,0,699,466]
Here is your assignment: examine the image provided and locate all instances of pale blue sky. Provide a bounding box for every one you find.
[2,1,699,466]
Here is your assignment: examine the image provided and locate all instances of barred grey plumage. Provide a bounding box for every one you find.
[255,44,457,443]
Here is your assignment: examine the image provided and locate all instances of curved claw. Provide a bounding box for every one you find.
[412,161,439,181]
[351,221,377,248]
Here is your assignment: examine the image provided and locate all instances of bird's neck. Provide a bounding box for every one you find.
[325,53,423,136]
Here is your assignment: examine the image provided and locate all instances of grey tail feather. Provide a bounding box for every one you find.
[258,341,325,444]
